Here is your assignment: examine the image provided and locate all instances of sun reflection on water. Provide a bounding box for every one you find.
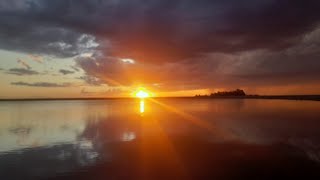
[140,99,145,114]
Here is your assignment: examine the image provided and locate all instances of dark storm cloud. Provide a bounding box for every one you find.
[75,53,130,86]
[0,26,99,58]
[6,68,39,76]
[11,81,74,87]
[77,27,320,90]
[1,0,319,59]
[59,69,74,75]
[1,0,320,91]
[0,0,100,57]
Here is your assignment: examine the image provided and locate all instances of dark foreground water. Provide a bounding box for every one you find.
[0,98,320,179]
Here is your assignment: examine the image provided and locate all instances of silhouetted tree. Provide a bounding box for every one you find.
[210,89,246,97]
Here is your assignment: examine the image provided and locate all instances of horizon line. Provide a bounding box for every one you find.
[1,94,320,101]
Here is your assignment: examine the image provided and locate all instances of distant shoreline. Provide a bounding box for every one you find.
[194,95,320,101]
[0,95,320,101]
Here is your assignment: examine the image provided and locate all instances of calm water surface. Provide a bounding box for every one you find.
[0,98,320,179]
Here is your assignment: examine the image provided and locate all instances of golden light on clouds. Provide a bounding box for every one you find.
[120,58,135,64]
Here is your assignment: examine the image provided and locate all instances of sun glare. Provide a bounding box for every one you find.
[135,90,150,98]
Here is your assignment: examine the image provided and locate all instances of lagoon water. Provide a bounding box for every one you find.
[1,98,320,179]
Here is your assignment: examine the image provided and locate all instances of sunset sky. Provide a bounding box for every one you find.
[1,0,320,98]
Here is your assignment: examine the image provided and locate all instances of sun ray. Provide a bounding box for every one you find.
[148,98,232,139]
[138,100,187,179]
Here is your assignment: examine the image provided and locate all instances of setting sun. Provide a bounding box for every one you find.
[135,90,150,98]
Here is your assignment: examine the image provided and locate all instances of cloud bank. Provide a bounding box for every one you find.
[59,69,74,75]
[1,0,320,93]
[11,81,74,87]
[6,68,39,76]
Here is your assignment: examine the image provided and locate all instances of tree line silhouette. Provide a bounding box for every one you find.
[195,89,246,97]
